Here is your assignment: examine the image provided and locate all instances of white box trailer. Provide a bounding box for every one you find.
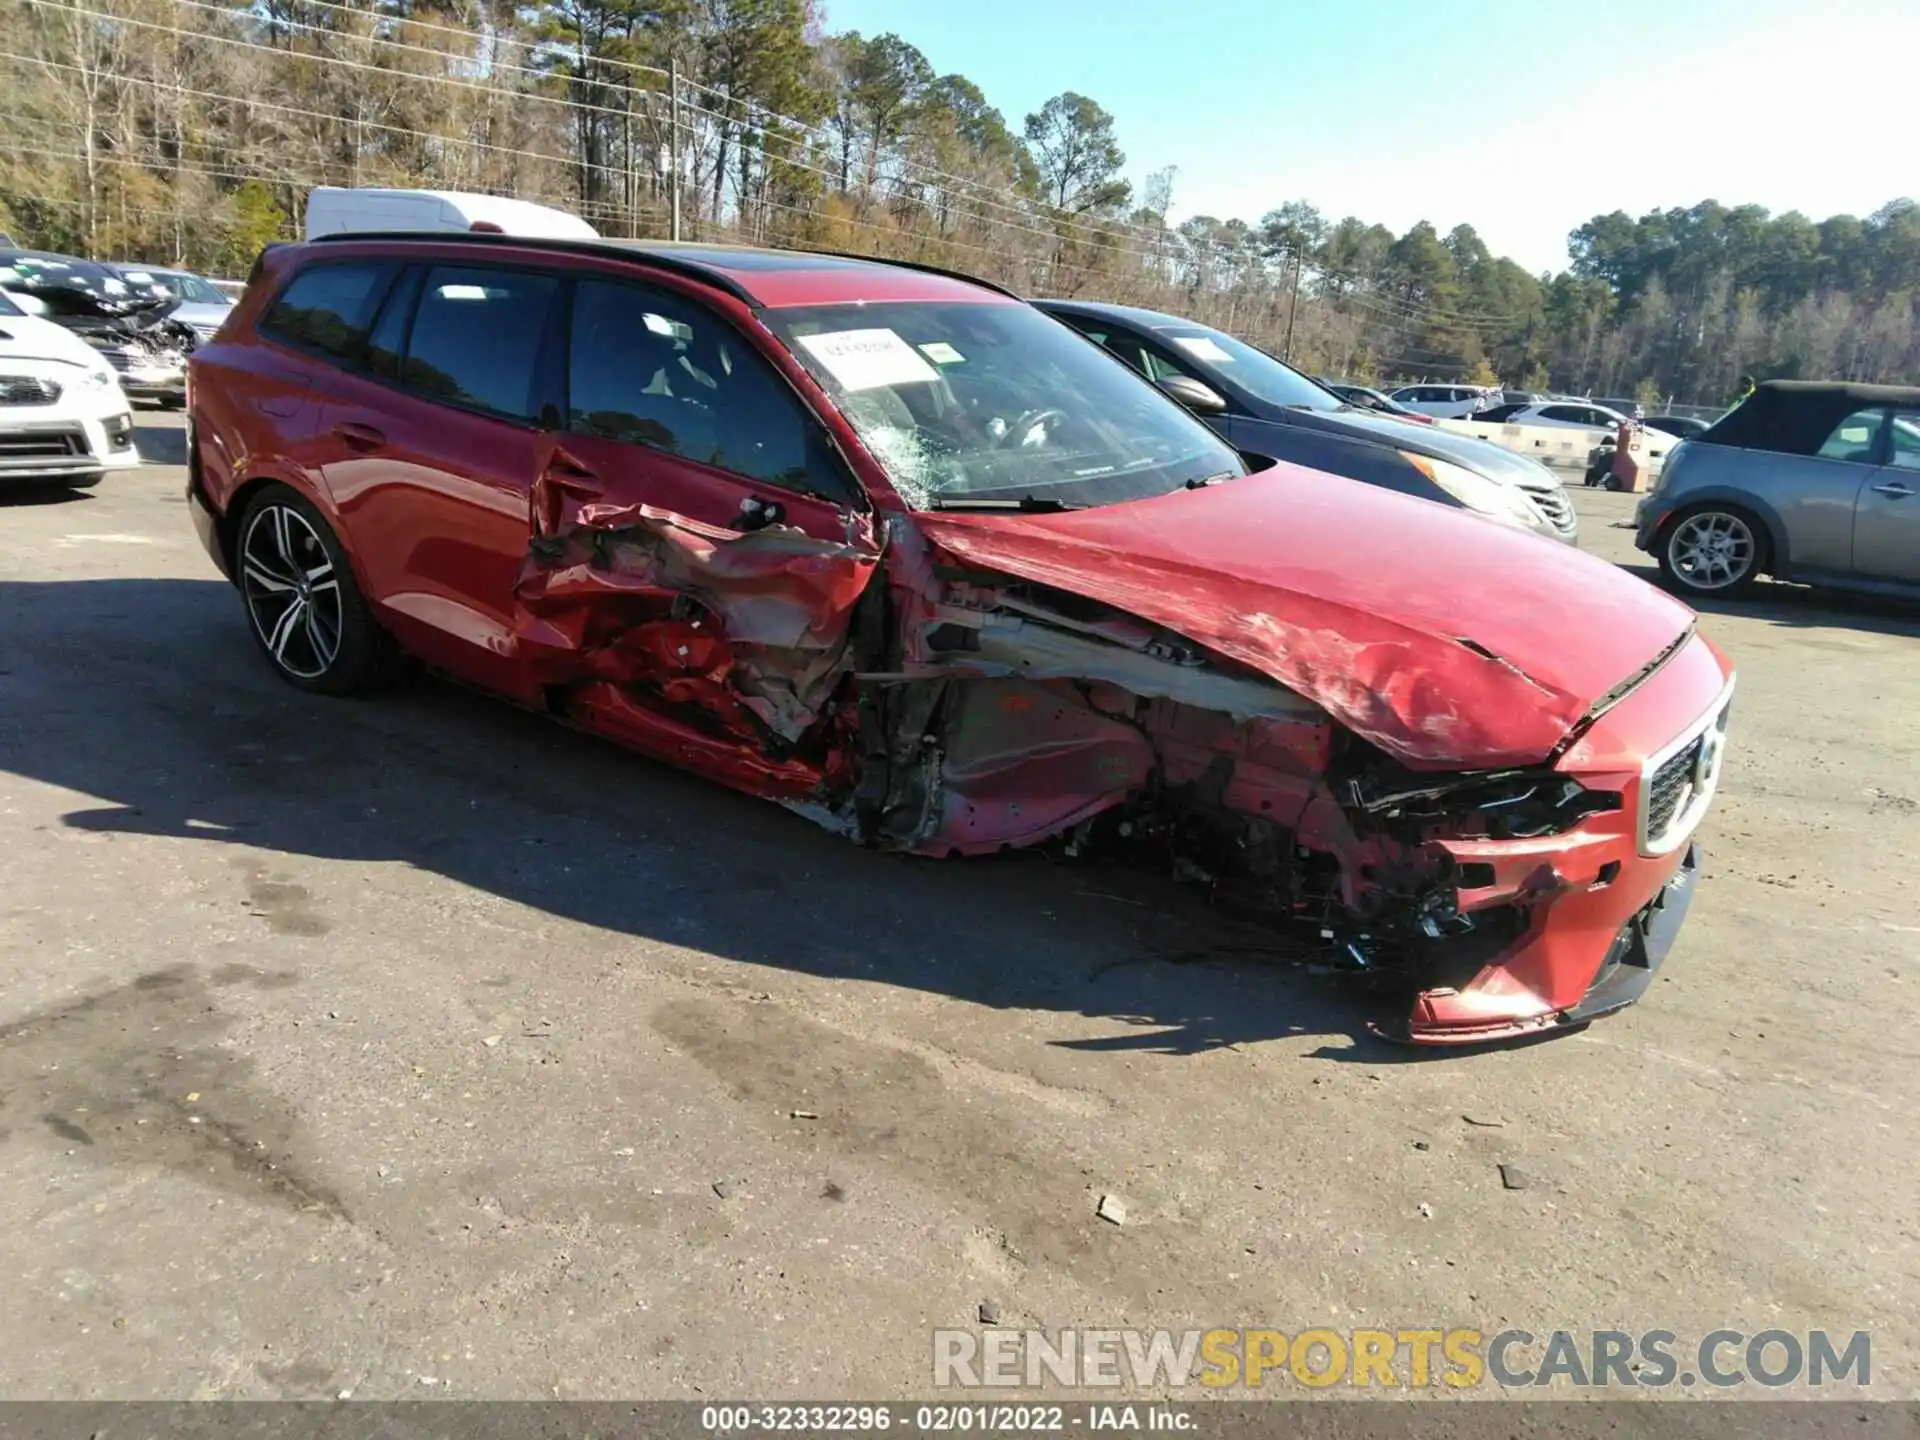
[303,188,598,241]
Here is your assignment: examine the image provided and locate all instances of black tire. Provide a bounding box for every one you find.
[234,483,396,694]
[1656,503,1768,599]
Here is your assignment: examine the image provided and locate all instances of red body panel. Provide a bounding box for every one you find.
[916,466,1697,769]
[186,237,1735,1046]
[1406,633,1732,1042]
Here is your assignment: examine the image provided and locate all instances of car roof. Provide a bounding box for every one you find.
[1748,378,1920,406]
[1702,378,1920,451]
[1,247,114,268]
[1033,297,1223,332]
[304,232,1017,310]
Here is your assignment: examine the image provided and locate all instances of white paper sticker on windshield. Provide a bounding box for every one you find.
[918,341,965,366]
[798,328,940,391]
[1172,335,1234,363]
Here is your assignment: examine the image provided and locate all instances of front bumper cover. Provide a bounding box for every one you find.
[1378,842,1701,1046]
[1564,840,1697,1025]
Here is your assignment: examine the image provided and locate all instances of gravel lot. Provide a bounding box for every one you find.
[2,415,1916,1400]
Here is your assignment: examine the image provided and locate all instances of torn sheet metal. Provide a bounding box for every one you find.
[909,678,1154,855]
[513,502,878,745]
[933,611,1327,722]
[914,466,1695,769]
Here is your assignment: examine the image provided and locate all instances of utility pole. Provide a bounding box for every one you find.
[668,53,682,243]
[1282,251,1303,363]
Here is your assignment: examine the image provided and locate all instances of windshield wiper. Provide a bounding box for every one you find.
[927,495,1082,512]
[1182,471,1238,489]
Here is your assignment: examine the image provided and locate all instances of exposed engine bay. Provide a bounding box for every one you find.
[511,504,1629,1020]
[0,259,197,386]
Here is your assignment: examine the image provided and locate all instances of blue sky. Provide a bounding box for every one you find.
[816,0,1919,274]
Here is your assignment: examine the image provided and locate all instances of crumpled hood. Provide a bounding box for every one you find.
[916,463,1695,768]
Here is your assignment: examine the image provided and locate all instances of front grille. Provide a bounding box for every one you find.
[1644,736,1701,840]
[101,349,136,372]
[0,375,60,405]
[0,428,88,459]
[1519,481,1575,530]
[1638,691,1732,854]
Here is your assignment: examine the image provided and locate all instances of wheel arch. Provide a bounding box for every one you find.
[1654,487,1788,574]
[220,474,380,605]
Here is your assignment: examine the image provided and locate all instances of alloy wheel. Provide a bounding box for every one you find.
[239,502,343,680]
[1667,510,1756,591]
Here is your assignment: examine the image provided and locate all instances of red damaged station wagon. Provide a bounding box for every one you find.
[186,235,1734,1044]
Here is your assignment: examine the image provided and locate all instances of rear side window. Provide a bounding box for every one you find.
[566,278,849,500]
[1889,411,1920,470]
[1477,403,1525,422]
[402,266,559,422]
[259,261,392,360]
[1815,407,1884,463]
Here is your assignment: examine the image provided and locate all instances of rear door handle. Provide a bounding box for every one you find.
[332,421,386,451]
[1870,481,1914,498]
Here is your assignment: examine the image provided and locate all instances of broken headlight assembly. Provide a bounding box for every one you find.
[1346,763,1621,841]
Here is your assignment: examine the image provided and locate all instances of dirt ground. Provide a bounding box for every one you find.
[2,415,1916,1400]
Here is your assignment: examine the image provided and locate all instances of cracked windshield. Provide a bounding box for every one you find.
[767,301,1245,510]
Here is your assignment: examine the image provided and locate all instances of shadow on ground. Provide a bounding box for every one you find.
[0,483,97,508]
[1616,561,1920,637]
[0,576,1427,1060]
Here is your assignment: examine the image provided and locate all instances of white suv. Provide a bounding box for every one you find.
[1388,384,1499,419]
[1476,400,1632,439]
[0,289,141,489]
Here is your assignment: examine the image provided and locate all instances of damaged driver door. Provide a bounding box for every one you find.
[515,276,881,794]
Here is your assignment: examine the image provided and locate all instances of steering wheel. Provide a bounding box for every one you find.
[995,407,1069,448]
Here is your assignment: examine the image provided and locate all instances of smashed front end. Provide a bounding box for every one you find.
[513,503,1731,1046]
[2,270,195,400]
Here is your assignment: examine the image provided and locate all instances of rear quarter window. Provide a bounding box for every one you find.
[259,261,394,362]
[401,266,559,422]
[1815,408,1885,463]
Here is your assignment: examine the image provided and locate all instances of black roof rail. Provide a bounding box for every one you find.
[306,230,760,309]
[795,247,1021,300]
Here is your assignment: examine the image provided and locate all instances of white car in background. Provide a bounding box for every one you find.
[0,288,140,489]
[1475,399,1632,441]
[1387,383,1500,419]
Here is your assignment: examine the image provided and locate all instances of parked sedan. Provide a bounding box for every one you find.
[0,287,140,488]
[1387,383,1499,419]
[108,264,235,345]
[1037,299,1576,542]
[1635,380,1920,598]
[1477,400,1632,435]
[188,234,1732,1045]
[0,248,195,405]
